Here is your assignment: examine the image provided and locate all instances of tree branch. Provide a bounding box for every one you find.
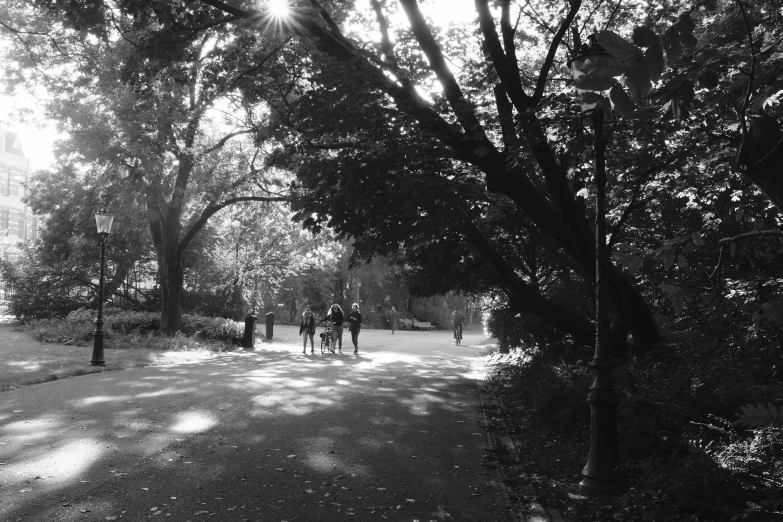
[178,195,287,256]
[531,0,582,106]
[718,230,783,243]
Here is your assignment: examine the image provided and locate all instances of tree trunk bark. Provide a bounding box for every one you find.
[159,256,184,334]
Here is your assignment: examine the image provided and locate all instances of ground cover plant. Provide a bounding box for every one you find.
[482,327,783,522]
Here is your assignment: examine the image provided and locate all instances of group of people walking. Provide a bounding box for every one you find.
[299,303,362,355]
[298,304,467,355]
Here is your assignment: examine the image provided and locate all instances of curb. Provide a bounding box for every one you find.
[472,357,566,522]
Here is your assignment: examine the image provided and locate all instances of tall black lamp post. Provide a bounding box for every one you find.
[90,209,114,366]
[570,49,627,495]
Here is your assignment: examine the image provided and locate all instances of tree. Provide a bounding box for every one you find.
[4,1,291,331]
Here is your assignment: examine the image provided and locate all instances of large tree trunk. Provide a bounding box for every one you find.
[159,255,184,334]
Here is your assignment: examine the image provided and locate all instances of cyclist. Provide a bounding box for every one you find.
[451,307,465,343]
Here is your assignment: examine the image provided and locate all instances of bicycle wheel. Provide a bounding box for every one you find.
[320,335,326,354]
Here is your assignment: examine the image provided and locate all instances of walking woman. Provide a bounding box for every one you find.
[347,303,363,355]
[300,308,316,354]
[320,304,345,353]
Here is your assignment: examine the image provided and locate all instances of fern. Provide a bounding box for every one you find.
[733,403,783,429]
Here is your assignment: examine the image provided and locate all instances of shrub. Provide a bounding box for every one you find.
[107,310,160,335]
[23,311,245,348]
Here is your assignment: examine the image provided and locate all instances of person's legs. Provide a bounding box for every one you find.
[334,325,343,352]
[309,332,314,352]
[352,327,360,354]
[302,331,308,353]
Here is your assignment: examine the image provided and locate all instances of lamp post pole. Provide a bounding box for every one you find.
[90,233,108,366]
[90,209,114,366]
[579,108,626,495]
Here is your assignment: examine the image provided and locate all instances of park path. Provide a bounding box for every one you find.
[0,325,513,521]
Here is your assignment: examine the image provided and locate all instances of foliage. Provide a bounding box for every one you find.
[0,243,91,320]
[38,310,245,346]
[733,403,783,429]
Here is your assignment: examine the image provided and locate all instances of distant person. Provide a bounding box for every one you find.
[320,304,345,353]
[389,306,398,334]
[452,307,465,339]
[299,308,316,354]
[347,303,363,355]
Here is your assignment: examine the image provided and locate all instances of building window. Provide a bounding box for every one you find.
[0,172,8,197]
[0,209,8,233]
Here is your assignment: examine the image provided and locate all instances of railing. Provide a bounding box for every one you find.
[0,280,14,316]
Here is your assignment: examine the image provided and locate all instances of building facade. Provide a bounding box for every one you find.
[0,130,37,244]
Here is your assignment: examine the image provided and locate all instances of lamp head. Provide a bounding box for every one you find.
[95,209,115,235]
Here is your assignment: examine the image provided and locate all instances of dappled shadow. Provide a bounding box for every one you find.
[0,328,510,521]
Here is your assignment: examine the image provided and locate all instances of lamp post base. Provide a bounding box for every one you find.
[579,472,627,496]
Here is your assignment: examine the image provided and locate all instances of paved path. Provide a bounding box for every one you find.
[0,326,512,521]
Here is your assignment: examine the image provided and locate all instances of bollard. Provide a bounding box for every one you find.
[265,312,274,340]
[242,314,257,349]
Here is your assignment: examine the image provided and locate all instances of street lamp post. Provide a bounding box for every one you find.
[90,209,114,366]
[578,108,626,495]
[569,45,627,495]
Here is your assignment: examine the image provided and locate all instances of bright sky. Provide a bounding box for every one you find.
[0,89,60,172]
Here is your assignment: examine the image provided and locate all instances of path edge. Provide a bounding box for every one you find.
[472,354,567,522]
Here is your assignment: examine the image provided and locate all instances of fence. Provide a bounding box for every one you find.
[0,279,14,316]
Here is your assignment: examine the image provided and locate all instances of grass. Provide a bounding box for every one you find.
[0,317,234,391]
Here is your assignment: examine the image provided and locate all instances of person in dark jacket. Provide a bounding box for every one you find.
[320,304,345,353]
[347,303,363,355]
[299,308,316,354]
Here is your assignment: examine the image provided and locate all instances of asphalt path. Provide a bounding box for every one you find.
[0,325,512,522]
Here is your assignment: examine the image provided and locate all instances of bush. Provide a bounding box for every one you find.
[24,311,245,348]
[107,310,160,335]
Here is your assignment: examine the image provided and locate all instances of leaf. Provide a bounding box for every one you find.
[677,254,687,268]
[662,31,683,63]
[609,84,636,117]
[735,208,745,221]
[627,256,644,275]
[625,60,652,101]
[573,73,617,91]
[596,30,643,64]
[659,283,682,294]
[691,231,704,246]
[679,33,698,50]
[664,248,677,270]
[578,91,606,104]
[672,293,685,313]
[632,27,659,48]
[645,45,665,83]
[730,242,737,259]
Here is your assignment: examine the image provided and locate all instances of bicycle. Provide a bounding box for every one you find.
[454,324,462,346]
[319,321,334,354]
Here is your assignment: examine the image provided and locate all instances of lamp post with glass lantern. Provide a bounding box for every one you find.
[570,46,627,495]
[90,209,114,366]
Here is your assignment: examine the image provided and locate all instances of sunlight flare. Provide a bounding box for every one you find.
[267,0,290,19]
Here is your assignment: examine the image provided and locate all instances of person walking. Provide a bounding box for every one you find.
[452,307,465,340]
[347,303,363,355]
[389,306,398,335]
[299,308,316,354]
[320,304,345,353]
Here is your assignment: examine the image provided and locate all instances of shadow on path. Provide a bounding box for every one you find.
[0,328,510,521]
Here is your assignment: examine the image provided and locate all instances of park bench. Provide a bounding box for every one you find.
[413,321,436,330]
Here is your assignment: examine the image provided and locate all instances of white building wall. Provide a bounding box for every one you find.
[0,130,37,244]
